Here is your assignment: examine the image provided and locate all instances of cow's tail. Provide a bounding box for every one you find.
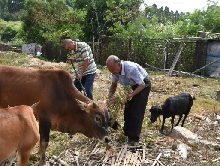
[31,101,40,111]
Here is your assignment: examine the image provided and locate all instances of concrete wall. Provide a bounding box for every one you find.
[206,41,220,76]
[21,43,42,55]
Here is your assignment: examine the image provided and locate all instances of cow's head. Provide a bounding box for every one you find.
[76,99,110,140]
[149,105,162,123]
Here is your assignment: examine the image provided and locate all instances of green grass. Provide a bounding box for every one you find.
[0,51,29,66]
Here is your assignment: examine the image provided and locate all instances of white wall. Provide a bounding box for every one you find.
[206,41,220,76]
[21,43,42,55]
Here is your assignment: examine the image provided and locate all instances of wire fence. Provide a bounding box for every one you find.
[94,36,208,75]
[1,36,209,75]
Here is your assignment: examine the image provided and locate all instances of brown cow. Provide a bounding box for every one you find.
[0,103,40,166]
[0,65,110,166]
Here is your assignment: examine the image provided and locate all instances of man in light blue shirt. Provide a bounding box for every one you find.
[107,55,151,146]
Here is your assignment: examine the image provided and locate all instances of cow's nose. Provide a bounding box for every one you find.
[104,137,111,143]
[150,119,156,123]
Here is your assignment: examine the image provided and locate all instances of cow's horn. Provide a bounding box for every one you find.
[152,100,155,106]
[156,101,160,107]
[93,102,99,108]
[31,101,40,110]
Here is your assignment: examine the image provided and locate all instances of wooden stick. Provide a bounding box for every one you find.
[74,151,80,166]
[158,160,165,166]
[151,153,162,166]
[114,146,124,166]
[52,155,69,166]
[132,151,139,166]
[125,151,132,165]
[123,146,128,166]
[145,62,164,71]
[168,45,183,76]
[192,57,220,74]
[111,156,115,166]
[91,142,100,154]
[116,145,127,166]
[142,144,146,164]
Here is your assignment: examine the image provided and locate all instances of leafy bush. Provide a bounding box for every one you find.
[0,20,22,42]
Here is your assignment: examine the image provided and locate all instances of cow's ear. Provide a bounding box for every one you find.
[76,99,88,111]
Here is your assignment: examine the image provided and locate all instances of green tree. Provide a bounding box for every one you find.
[0,19,22,42]
[20,0,86,44]
[73,0,143,41]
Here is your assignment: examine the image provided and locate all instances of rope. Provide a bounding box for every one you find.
[86,111,109,132]
[70,61,88,96]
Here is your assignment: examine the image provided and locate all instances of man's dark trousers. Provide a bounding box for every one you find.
[124,79,151,142]
[74,72,96,100]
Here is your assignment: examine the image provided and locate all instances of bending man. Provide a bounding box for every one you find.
[63,39,97,100]
[106,55,151,146]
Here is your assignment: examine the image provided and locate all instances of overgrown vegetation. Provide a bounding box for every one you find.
[0,20,23,44]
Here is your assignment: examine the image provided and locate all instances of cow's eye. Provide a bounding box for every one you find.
[96,117,101,122]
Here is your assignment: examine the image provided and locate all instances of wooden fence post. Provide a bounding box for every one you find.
[217,90,220,102]
[127,38,132,61]
[168,45,183,76]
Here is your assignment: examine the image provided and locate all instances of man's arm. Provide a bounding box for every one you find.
[80,59,89,75]
[78,59,89,80]
[125,82,145,99]
[108,82,117,99]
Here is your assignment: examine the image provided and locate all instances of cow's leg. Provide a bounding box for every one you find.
[160,116,166,133]
[39,118,51,166]
[17,151,31,166]
[170,115,175,132]
[175,114,182,126]
[181,113,188,127]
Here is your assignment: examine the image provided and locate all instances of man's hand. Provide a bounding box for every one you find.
[68,59,75,64]
[124,91,133,100]
[78,73,82,81]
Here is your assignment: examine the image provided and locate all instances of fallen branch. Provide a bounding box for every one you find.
[168,45,183,76]
[142,144,146,164]
[114,145,124,166]
[151,153,162,166]
[52,155,69,166]
[158,160,165,166]
[192,57,220,74]
[145,63,165,71]
[73,151,80,166]
[145,63,205,78]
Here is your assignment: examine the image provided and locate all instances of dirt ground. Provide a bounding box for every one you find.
[4,55,220,166]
